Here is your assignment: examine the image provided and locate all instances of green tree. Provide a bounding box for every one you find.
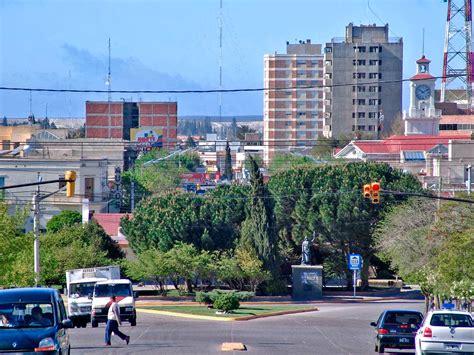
[223,141,233,180]
[46,210,82,233]
[185,136,197,148]
[122,192,203,253]
[235,247,271,292]
[2,116,8,126]
[240,156,279,276]
[268,162,422,288]
[0,203,30,287]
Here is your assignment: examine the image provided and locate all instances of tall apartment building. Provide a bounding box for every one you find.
[85,101,178,149]
[323,23,403,139]
[263,40,324,165]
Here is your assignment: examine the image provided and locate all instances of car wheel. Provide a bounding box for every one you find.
[91,319,98,328]
[130,317,136,326]
[81,322,87,328]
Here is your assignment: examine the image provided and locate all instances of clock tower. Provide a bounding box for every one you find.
[403,55,441,135]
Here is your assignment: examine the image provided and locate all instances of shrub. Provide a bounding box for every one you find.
[235,291,255,301]
[213,292,240,312]
[195,291,213,305]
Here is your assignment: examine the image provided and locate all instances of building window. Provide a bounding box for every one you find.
[369,46,382,53]
[357,125,366,131]
[368,125,375,131]
[296,70,305,77]
[352,85,366,92]
[353,59,366,66]
[285,121,292,127]
[354,46,366,52]
[353,73,366,79]
[325,60,332,66]
[324,47,332,53]
[297,121,305,127]
[325,73,332,79]
[369,99,382,105]
[369,86,382,92]
[353,99,366,105]
[369,59,382,65]
[369,73,382,79]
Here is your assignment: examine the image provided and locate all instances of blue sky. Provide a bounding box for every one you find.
[0,0,445,118]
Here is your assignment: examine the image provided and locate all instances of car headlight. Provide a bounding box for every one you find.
[125,307,133,312]
[70,302,78,311]
[35,337,56,352]
[94,307,104,314]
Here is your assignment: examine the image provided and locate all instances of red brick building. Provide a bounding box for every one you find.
[85,101,178,149]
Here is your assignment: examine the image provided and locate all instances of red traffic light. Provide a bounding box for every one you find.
[363,184,371,198]
[371,182,380,191]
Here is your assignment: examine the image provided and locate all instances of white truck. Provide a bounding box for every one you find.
[65,266,121,328]
[91,278,137,327]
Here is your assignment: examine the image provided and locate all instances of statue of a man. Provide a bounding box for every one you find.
[301,234,315,265]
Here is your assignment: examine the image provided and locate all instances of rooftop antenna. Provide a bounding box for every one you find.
[29,90,32,116]
[106,38,112,137]
[218,0,223,137]
[106,37,112,101]
[422,28,425,56]
[68,70,72,119]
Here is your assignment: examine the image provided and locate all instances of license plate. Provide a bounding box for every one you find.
[445,343,460,350]
[399,338,410,343]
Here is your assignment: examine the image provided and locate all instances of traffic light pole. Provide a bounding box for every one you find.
[33,185,40,287]
[1,176,76,286]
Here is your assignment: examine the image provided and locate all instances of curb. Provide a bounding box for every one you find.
[136,306,318,322]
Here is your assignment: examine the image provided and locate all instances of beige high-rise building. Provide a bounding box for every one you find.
[263,40,324,165]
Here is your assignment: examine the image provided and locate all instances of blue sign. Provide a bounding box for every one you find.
[348,254,362,271]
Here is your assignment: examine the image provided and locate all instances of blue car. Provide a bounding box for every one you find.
[0,287,73,354]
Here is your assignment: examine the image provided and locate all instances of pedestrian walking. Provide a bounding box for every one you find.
[104,295,130,346]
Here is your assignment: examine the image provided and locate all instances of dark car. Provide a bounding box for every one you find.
[371,309,423,354]
[0,287,73,354]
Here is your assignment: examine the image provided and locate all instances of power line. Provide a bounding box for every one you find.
[0,75,463,95]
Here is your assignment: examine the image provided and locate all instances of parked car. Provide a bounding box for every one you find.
[0,287,73,354]
[371,309,423,353]
[415,307,474,355]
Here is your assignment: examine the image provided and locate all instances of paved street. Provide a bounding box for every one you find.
[69,299,423,354]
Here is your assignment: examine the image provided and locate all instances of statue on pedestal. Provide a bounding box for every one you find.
[301,233,316,265]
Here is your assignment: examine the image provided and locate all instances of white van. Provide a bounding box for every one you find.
[90,279,137,327]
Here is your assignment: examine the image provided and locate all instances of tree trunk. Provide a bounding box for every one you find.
[185,279,193,293]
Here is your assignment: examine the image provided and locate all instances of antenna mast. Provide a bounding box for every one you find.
[441,0,473,110]
[106,38,112,137]
[219,0,223,132]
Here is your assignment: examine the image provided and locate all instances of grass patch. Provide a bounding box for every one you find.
[139,304,316,318]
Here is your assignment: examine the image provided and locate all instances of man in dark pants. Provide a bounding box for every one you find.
[105,295,130,346]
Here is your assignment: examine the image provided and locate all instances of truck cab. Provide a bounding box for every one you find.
[65,266,121,328]
[91,279,137,327]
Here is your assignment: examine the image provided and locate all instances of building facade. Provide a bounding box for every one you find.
[85,101,178,149]
[263,40,324,165]
[323,23,403,139]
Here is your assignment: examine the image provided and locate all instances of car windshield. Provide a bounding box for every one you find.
[70,282,96,298]
[94,284,131,297]
[384,312,422,327]
[430,314,473,327]
[0,303,54,329]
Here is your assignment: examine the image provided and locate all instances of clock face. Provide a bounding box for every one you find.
[416,85,431,100]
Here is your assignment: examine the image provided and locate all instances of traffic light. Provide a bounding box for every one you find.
[363,184,371,199]
[371,182,380,204]
[65,170,76,198]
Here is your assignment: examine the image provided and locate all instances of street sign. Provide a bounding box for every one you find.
[348,254,362,271]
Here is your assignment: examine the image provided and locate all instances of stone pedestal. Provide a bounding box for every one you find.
[292,265,323,300]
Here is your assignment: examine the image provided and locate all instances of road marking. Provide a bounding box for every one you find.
[221,342,246,351]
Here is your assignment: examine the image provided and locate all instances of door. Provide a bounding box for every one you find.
[85,177,94,201]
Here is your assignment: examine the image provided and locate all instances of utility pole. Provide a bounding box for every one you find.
[467,164,472,195]
[130,180,135,212]
[33,173,41,287]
